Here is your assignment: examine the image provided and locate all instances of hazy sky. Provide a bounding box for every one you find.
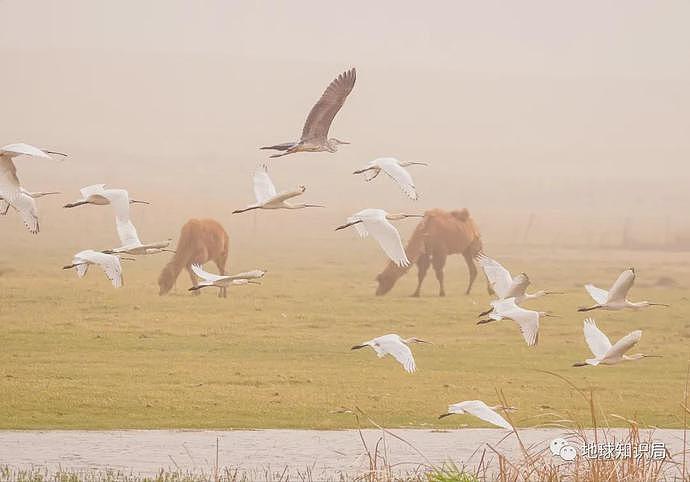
[1,1,689,250]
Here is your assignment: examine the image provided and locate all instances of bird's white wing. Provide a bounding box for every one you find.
[602,330,642,361]
[79,184,107,200]
[583,318,612,358]
[6,191,40,234]
[512,308,540,346]
[191,264,229,283]
[374,335,416,373]
[455,401,512,430]
[78,250,122,287]
[115,218,141,247]
[0,157,21,196]
[347,215,369,238]
[476,254,514,299]
[0,143,52,159]
[0,198,9,215]
[301,68,356,143]
[102,189,132,223]
[269,187,306,204]
[363,217,409,267]
[504,273,530,299]
[585,284,609,305]
[606,269,635,303]
[253,166,278,204]
[378,159,418,200]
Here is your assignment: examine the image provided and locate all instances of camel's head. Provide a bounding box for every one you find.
[375,270,397,296]
[157,264,175,295]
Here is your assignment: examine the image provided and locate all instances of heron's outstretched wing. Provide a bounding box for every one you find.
[0,143,52,159]
[253,166,277,204]
[493,298,539,346]
[364,216,409,267]
[453,401,512,430]
[377,158,418,200]
[300,68,356,143]
[606,269,635,303]
[602,330,642,361]
[585,284,609,305]
[583,318,611,358]
[476,254,514,299]
[374,335,416,373]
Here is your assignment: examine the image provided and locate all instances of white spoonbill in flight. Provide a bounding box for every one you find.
[476,253,560,315]
[335,209,422,267]
[353,157,428,200]
[261,68,356,158]
[189,264,266,298]
[573,318,661,367]
[233,165,324,214]
[579,268,669,312]
[62,249,131,288]
[438,400,515,430]
[477,297,558,347]
[97,189,172,256]
[351,334,431,373]
[0,143,66,233]
[0,189,61,216]
[64,184,149,209]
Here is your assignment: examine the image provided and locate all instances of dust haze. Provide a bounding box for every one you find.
[2,0,690,260]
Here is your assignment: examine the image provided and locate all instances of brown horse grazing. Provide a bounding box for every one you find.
[158,218,230,297]
[375,208,483,297]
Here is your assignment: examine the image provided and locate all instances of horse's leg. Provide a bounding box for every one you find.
[432,251,447,297]
[187,265,200,296]
[462,250,478,295]
[411,253,430,297]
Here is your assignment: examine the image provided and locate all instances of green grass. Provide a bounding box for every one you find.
[0,242,688,429]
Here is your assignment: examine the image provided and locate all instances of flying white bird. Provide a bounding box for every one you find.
[438,400,515,430]
[476,253,560,315]
[62,249,130,288]
[353,157,428,200]
[96,189,172,255]
[335,209,422,267]
[351,334,431,373]
[64,184,149,209]
[189,263,265,298]
[233,165,324,214]
[261,68,356,158]
[477,297,558,346]
[579,268,669,312]
[0,143,66,233]
[573,318,661,367]
[0,189,61,216]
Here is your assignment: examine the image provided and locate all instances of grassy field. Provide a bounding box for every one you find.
[0,240,688,430]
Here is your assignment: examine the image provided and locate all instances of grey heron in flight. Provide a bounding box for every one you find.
[261,68,356,158]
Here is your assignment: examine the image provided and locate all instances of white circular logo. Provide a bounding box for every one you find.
[550,438,568,456]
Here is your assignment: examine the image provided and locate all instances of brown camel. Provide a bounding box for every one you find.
[375,208,483,297]
[158,218,230,297]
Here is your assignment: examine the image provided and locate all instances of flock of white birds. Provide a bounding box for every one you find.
[0,68,669,430]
